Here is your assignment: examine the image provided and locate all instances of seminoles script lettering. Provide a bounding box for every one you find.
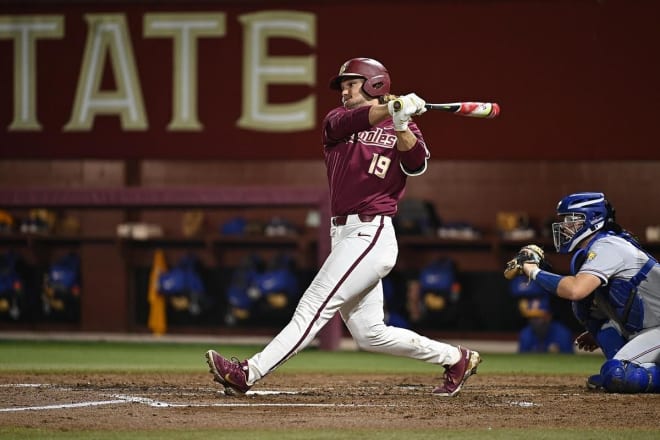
[354,127,396,149]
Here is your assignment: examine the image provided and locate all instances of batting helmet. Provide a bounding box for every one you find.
[329,57,391,98]
[552,192,615,253]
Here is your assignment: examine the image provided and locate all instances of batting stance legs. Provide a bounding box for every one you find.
[206,215,480,396]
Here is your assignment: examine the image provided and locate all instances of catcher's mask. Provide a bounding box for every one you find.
[329,57,391,98]
[552,192,615,254]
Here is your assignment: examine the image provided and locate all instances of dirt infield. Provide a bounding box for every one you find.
[2,372,660,431]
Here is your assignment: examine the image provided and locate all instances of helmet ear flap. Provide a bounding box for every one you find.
[363,74,388,97]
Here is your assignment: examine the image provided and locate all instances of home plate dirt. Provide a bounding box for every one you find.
[1,373,660,431]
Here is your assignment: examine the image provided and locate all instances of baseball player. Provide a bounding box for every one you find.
[509,276,574,354]
[205,57,481,397]
[505,192,660,392]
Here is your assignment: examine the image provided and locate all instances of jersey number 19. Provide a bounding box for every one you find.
[368,153,391,179]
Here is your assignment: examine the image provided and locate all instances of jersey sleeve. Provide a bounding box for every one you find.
[399,123,430,176]
[322,106,372,147]
[578,239,626,285]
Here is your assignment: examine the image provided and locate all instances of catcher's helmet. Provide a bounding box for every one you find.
[552,192,615,254]
[329,57,391,98]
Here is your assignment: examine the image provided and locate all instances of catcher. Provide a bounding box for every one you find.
[504,192,660,393]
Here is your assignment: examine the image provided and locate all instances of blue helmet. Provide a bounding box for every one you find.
[552,192,614,253]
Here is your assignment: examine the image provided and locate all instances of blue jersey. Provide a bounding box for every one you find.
[518,321,575,354]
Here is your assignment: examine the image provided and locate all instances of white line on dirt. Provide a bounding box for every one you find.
[111,395,397,408]
[0,385,398,411]
[248,390,299,395]
[506,400,540,407]
[0,400,129,412]
[1,396,397,411]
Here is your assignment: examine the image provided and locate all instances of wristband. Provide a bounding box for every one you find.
[530,267,541,280]
[533,269,562,293]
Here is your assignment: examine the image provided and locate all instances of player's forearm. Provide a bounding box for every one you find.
[368,103,391,125]
[324,106,372,142]
[526,265,599,300]
[394,130,419,152]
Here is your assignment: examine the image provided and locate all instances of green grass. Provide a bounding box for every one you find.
[0,339,602,374]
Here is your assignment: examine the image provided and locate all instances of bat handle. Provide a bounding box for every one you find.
[392,98,429,113]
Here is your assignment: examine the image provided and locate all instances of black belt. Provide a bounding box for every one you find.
[331,214,378,226]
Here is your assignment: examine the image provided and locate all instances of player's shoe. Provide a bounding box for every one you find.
[586,374,604,390]
[205,350,251,396]
[432,346,481,397]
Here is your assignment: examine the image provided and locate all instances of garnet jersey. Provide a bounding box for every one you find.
[322,105,430,217]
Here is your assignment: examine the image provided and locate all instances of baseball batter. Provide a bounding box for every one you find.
[506,192,660,393]
[206,57,481,397]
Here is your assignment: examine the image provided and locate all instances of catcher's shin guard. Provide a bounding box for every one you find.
[600,359,660,393]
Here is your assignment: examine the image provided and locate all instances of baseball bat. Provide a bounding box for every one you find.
[393,100,500,119]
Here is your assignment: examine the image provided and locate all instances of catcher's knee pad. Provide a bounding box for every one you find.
[601,359,626,392]
[601,359,656,393]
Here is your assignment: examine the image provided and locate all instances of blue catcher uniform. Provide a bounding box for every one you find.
[525,192,660,393]
[569,230,660,392]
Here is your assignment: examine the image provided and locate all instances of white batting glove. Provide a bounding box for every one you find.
[392,111,410,132]
[403,93,427,115]
[388,93,427,118]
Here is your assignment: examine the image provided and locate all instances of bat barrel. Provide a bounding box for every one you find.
[426,102,500,118]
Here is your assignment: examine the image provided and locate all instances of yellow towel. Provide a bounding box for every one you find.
[147,249,168,336]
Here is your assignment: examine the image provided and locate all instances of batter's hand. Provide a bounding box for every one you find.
[574,331,599,352]
[392,110,410,131]
[387,93,427,118]
[404,93,427,116]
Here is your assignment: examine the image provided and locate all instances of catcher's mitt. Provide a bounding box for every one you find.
[503,244,545,280]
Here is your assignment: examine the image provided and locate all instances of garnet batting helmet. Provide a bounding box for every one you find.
[329,57,391,98]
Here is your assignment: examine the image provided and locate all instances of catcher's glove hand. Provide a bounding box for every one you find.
[503,244,545,280]
[574,331,599,352]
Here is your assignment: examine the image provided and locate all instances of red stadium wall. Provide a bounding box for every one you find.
[2,1,660,337]
[1,0,659,160]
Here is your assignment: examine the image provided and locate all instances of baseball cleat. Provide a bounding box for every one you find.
[432,346,481,397]
[205,350,251,396]
[586,374,604,391]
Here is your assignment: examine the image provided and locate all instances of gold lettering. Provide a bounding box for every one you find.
[0,15,64,131]
[64,14,146,131]
[238,11,316,132]
[144,13,226,131]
